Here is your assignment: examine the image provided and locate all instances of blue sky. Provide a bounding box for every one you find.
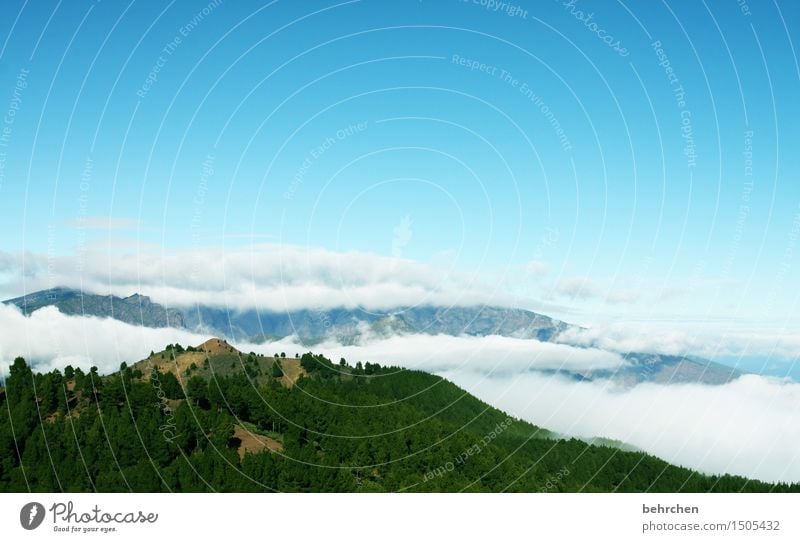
[1,0,799,329]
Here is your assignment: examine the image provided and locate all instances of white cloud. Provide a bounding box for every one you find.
[2,305,799,483]
[0,304,208,375]
[0,245,516,312]
[300,333,627,374]
[525,260,548,277]
[4,243,799,364]
[549,277,640,305]
[552,277,599,300]
[0,306,624,376]
[61,216,141,230]
[557,322,800,360]
[604,289,641,304]
[442,371,800,484]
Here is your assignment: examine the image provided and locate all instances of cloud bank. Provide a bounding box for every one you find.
[0,304,622,376]
[2,305,799,483]
[304,333,627,374]
[443,371,800,484]
[558,322,800,361]
[0,245,515,312]
[0,304,209,375]
[3,245,799,362]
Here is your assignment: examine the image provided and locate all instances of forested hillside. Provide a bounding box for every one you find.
[0,342,794,492]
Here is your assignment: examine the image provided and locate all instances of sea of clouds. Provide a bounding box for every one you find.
[2,302,798,484]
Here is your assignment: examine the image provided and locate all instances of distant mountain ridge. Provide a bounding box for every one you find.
[6,287,185,328]
[3,287,740,385]
[5,287,568,343]
[186,304,571,345]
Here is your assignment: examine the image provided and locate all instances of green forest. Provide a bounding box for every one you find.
[1,345,796,492]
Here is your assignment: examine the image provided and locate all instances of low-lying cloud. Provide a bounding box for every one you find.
[558,322,800,361]
[303,333,626,374]
[442,371,800,484]
[2,305,799,484]
[0,304,209,375]
[0,304,623,376]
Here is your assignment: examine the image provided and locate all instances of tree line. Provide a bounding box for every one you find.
[0,350,795,492]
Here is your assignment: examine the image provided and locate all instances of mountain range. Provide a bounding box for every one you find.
[4,287,740,385]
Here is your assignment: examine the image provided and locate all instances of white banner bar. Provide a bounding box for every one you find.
[1,493,797,541]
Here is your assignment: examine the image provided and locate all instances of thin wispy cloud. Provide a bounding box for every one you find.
[552,277,600,300]
[60,216,142,230]
[525,260,549,277]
